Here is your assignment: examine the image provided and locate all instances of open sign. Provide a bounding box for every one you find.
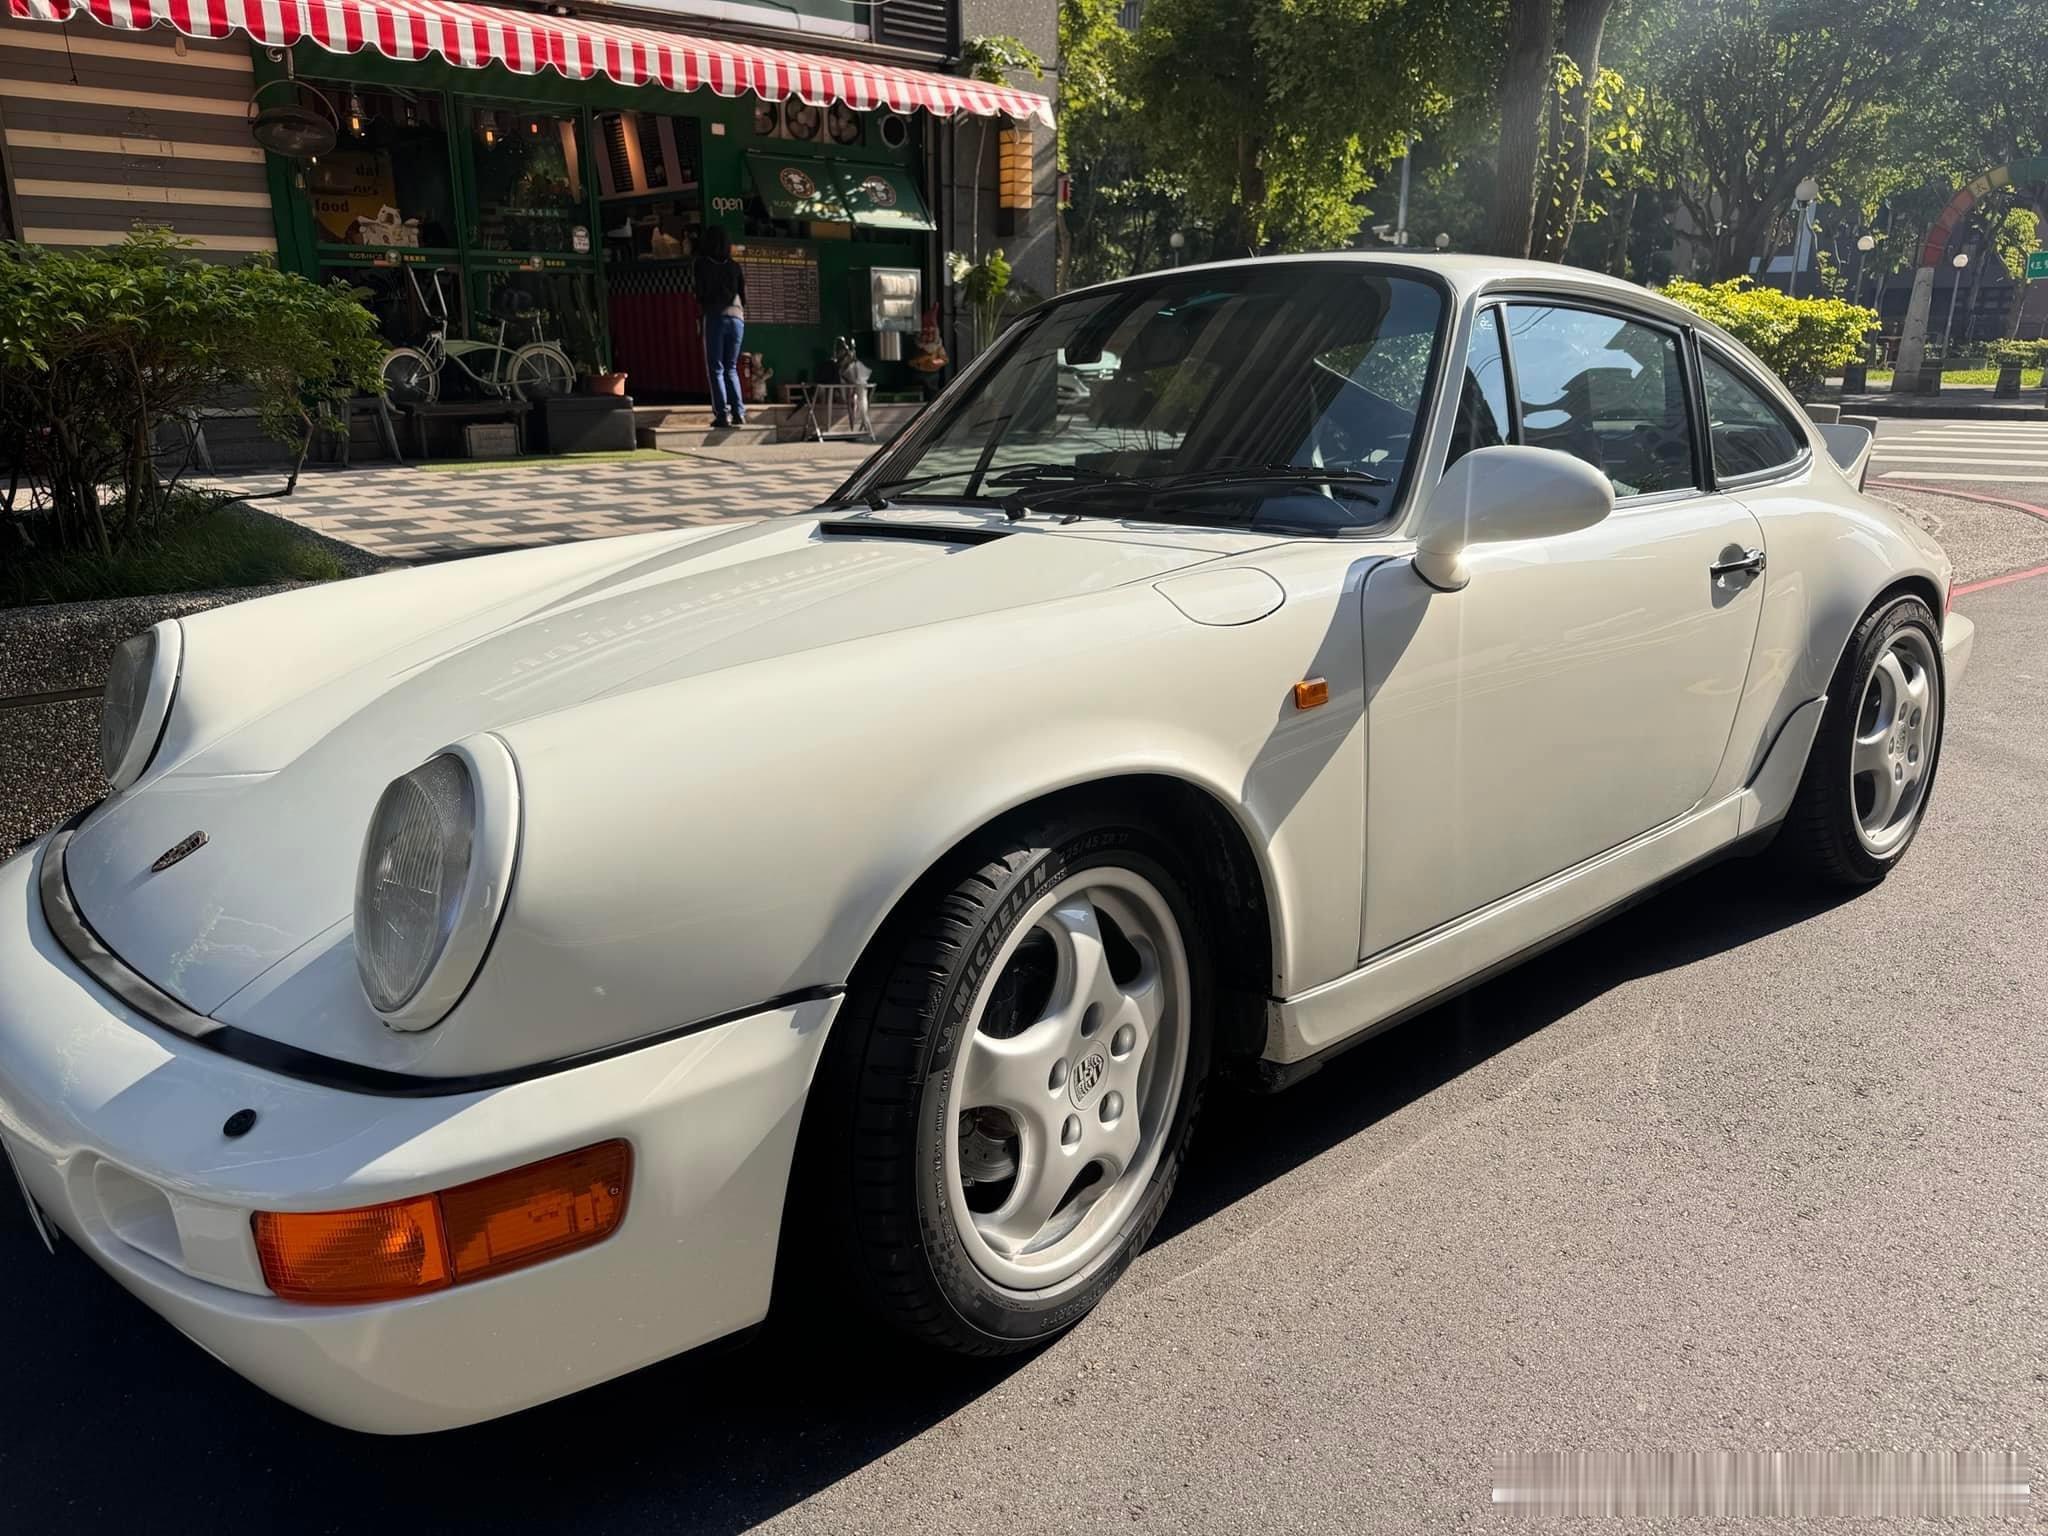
[711,196,746,214]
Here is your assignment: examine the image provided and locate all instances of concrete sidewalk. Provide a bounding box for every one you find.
[199,443,875,562]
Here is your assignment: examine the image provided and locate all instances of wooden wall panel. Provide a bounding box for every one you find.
[0,11,274,254]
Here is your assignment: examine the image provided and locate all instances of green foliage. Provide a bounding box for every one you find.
[1,496,345,608]
[957,248,1014,349]
[959,34,1045,85]
[1986,338,2047,368]
[1057,0,1198,285]
[1660,276,1876,396]
[0,228,386,562]
[1626,0,1934,278]
[1131,0,1476,255]
[1988,207,2042,283]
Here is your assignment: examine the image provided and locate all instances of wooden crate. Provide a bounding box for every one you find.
[464,422,521,458]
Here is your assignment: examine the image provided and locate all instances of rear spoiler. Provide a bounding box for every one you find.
[1815,420,1875,491]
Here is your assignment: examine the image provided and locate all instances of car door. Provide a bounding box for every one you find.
[1359,299,1767,957]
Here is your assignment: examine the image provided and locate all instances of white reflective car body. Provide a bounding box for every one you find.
[0,255,1973,1431]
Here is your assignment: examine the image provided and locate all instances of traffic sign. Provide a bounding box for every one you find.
[2029,250,2048,281]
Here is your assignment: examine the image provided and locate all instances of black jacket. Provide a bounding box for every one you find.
[694,254,745,311]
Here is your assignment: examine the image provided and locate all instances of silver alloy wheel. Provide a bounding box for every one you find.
[938,867,1191,1292]
[1851,626,1940,855]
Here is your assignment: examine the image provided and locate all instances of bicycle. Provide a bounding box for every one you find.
[378,269,576,407]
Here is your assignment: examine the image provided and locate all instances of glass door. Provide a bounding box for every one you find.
[458,99,606,373]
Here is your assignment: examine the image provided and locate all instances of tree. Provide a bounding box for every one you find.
[1628,0,1935,279]
[1133,0,1476,257]
[1484,0,1554,257]
[1529,0,1621,261]
[1058,0,1190,286]
[0,229,384,560]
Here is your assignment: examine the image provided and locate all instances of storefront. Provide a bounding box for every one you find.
[9,0,1051,411]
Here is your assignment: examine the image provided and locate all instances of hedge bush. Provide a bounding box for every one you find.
[1985,338,2047,368]
[0,227,386,562]
[1659,277,1875,398]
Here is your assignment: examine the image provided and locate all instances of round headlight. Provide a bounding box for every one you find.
[98,623,182,791]
[354,740,520,1032]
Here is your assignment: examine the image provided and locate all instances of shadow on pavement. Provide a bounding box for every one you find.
[0,856,1853,1533]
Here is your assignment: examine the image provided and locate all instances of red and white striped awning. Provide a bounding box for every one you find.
[7,0,1053,124]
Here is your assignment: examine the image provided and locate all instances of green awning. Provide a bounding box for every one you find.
[835,164,937,232]
[746,154,850,222]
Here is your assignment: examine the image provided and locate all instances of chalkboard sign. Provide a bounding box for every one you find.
[736,241,821,325]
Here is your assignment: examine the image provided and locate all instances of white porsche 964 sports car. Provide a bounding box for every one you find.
[1,255,1971,1432]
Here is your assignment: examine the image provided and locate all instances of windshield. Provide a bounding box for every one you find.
[855,263,1447,533]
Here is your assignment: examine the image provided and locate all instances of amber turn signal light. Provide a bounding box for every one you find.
[253,1140,631,1305]
[1292,677,1330,710]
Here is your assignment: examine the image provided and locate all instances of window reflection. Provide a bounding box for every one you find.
[471,108,587,253]
[307,86,456,248]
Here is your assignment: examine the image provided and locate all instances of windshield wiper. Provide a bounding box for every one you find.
[860,461,1122,512]
[1158,464,1390,492]
[997,464,1389,522]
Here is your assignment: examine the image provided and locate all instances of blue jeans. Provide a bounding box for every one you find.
[707,313,745,424]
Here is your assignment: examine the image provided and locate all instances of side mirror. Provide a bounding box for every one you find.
[1412,445,1615,591]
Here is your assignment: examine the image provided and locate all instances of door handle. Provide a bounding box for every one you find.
[1710,547,1766,580]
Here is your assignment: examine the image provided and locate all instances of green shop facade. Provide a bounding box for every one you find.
[254,44,951,407]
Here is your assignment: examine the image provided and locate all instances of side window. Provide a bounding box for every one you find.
[1700,348,1806,478]
[1503,304,1697,498]
[1446,308,1512,468]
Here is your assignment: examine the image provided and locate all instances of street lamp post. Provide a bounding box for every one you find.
[1940,250,1970,360]
[1790,176,1820,299]
[1169,229,1185,268]
[1434,232,1451,251]
[1843,233,1879,394]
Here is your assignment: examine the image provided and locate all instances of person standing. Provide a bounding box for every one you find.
[694,227,748,428]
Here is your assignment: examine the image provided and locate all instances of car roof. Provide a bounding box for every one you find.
[1055,251,1708,332]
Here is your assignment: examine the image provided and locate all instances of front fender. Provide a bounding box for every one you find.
[446,550,1377,1080]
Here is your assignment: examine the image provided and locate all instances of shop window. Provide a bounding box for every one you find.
[320,262,465,350]
[307,86,456,249]
[595,111,704,264]
[469,268,605,374]
[471,107,588,254]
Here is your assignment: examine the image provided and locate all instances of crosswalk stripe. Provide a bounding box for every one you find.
[1878,471,2048,483]
[1870,455,2048,466]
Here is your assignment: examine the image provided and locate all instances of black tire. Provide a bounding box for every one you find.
[1776,592,1945,887]
[791,802,1213,1356]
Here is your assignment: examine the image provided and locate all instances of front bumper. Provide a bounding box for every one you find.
[0,836,838,1434]
[1942,609,1975,684]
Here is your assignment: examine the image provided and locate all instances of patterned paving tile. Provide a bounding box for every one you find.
[199,452,861,562]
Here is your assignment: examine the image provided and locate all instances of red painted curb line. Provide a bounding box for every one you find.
[1952,562,2048,598]
[1877,479,2048,522]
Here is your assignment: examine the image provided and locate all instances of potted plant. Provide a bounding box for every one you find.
[581,362,629,396]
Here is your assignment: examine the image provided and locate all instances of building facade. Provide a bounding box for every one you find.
[0,0,1053,422]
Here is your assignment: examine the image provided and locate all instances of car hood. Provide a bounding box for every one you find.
[63,513,1252,1019]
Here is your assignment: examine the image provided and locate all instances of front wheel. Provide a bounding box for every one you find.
[508,343,575,402]
[799,806,1212,1355]
[1777,593,1946,885]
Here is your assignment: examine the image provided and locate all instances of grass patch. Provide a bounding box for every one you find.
[1860,367,2045,388]
[2,503,345,608]
[417,448,680,474]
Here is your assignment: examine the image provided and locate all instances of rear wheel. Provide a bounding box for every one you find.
[1778,593,1945,886]
[508,343,575,402]
[798,806,1212,1354]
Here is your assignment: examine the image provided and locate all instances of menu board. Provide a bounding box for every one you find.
[736,241,821,326]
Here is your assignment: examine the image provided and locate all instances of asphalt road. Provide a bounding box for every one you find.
[3,550,2044,1532]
